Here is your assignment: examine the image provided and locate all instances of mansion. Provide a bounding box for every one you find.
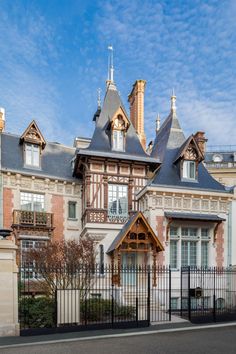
[0,74,235,274]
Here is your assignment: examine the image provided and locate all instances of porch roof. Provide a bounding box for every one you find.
[165,212,226,222]
[106,211,164,254]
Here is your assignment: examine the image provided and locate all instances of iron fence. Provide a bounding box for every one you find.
[19,263,171,335]
[181,266,236,323]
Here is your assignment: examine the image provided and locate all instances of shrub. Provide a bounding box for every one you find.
[80,298,135,322]
[19,296,55,328]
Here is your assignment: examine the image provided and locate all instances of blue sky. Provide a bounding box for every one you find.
[0,0,235,147]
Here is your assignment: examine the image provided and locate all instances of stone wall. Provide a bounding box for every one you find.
[0,239,19,336]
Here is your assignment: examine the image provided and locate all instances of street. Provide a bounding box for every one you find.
[1,326,236,354]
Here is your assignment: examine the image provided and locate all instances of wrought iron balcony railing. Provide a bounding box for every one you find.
[13,210,53,229]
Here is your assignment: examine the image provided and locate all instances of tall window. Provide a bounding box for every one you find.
[113,130,124,151]
[201,242,208,267]
[21,240,45,279]
[68,201,76,219]
[183,161,196,180]
[25,143,40,167]
[20,192,44,211]
[181,241,197,266]
[170,240,178,269]
[108,184,128,217]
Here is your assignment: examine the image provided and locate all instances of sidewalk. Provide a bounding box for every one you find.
[1,320,236,349]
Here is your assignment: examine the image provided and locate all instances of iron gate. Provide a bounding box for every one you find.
[181,266,236,323]
[19,264,171,335]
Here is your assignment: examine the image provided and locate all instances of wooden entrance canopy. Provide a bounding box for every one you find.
[107,212,164,255]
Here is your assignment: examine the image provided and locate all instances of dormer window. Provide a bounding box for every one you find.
[20,120,46,170]
[183,160,196,180]
[110,107,130,153]
[174,135,204,183]
[113,130,124,151]
[25,143,40,167]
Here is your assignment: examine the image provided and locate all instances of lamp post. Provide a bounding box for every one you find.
[0,228,12,240]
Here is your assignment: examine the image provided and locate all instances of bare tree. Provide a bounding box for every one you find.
[25,237,97,297]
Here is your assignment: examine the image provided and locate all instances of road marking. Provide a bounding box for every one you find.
[0,322,236,349]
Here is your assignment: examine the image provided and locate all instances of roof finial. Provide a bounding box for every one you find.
[171,88,176,113]
[156,113,161,133]
[107,45,114,83]
[97,88,101,108]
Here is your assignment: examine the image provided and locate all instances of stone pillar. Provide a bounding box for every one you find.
[0,239,19,336]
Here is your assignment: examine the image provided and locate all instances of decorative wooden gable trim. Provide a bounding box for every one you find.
[110,106,130,131]
[174,135,204,164]
[107,212,164,254]
[20,120,46,149]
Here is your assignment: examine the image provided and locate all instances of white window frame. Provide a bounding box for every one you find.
[182,160,196,180]
[25,143,40,168]
[68,201,77,220]
[108,184,128,217]
[20,192,45,212]
[112,130,124,152]
[21,239,45,280]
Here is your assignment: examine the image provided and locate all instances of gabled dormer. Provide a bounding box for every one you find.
[174,135,204,182]
[110,106,130,152]
[20,120,46,169]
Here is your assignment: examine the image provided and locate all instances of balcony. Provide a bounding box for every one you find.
[84,208,130,224]
[13,210,53,229]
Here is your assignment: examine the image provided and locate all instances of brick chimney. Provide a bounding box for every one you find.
[194,131,208,157]
[128,80,146,149]
[0,108,5,133]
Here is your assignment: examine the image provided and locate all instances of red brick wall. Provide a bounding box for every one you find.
[156,216,165,265]
[51,195,64,242]
[3,187,14,228]
[215,223,224,267]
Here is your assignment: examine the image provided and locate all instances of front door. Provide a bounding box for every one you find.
[122,252,137,285]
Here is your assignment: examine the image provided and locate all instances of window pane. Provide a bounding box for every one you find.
[201,242,208,267]
[113,130,124,151]
[21,192,44,211]
[170,240,178,268]
[33,145,40,166]
[181,241,197,266]
[25,144,40,167]
[170,227,178,236]
[25,144,32,165]
[189,242,197,266]
[181,241,188,266]
[108,184,128,216]
[68,202,76,219]
[189,162,195,179]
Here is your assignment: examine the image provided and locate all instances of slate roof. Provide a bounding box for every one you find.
[165,212,226,222]
[150,110,228,193]
[76,82,159,164]
[1,133,76,181]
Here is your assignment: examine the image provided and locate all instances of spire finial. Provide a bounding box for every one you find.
[97,88,101,108]
[171,88,176,113]
[156,113,161,133]
[107,45,114,83]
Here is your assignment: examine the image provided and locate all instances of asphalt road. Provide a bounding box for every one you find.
[1,326,236,354]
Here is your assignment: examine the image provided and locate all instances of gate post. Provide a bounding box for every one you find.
[0,238,19,336]
[147,268,151,324]
[188,266,191,322]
